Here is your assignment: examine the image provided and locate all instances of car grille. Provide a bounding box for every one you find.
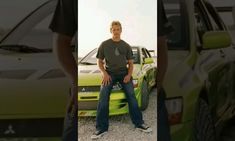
[78,83,122,92]
[78,99,128,110]
[78,86,100,92]
[78,101,98,110]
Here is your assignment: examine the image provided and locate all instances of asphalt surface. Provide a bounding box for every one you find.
[78,88,157,141]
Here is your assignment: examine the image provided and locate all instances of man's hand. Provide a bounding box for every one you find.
[97,59,111,86]
[123,74,131,83]
[102,72,112,86]
[124,59,133,83]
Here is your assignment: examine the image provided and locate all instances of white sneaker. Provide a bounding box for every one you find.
[91,130,108,140]
[136,124,153,133]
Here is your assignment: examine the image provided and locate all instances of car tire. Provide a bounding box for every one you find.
[193,98,216,141]
[140,79,149,111]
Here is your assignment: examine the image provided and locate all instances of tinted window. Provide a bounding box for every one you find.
[163,0,189,50]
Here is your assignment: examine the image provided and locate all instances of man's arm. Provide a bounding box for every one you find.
[97,59,106,74]
[53,33,77,85]
[53,33,77,112]
[123,59,134,83]
[127,59,134,76]
[157,0,173,90]
[157,36,168,89]
[49,0,78,114]
[97,59,111,86]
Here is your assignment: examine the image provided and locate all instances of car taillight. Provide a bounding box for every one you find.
[165,97,183,125]
[132,79,138,88]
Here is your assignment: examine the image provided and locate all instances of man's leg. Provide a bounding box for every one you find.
[158,88,171,141]
[62,88,77,141]
[96,82,113,132]
[120,80,144,126]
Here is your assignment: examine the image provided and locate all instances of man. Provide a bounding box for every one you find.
[49,0,77,141]
[91,21,152,139]
[157,0,174,141]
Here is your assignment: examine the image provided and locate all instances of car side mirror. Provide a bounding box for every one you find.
[202,31,232,50]
[144,58,154,64]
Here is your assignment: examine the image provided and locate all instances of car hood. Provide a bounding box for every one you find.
[0,52,61,70]
[78,64,141,86]
[0,52,69,118]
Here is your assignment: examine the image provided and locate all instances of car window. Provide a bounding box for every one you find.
[204,1,226,30]
[132,48,140,64]
[145,48,152,58]
[195,5,209,44]
[194,0,226,45]
[194,0,216,45]
[164,0,189,50]
[141,48,148,59]
[195,1,211,28]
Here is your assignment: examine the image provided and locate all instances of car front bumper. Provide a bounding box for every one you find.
[78,88,140,117]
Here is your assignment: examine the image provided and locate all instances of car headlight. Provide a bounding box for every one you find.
[132,79,138,88]
[165,97,183,125]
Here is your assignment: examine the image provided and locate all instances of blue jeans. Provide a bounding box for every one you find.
[62,109,77,141]
[96,71,144,131]
[62,89,78,141]
[157,88,171,141]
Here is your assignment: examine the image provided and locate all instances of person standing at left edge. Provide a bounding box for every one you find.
[49,0,78,141]
[157,0,174,141]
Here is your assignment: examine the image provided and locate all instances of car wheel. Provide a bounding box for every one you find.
[193,98,216,141]
[140,79,149,111]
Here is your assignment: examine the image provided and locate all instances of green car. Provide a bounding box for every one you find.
[162,0,234,140]
[78,46,157,116]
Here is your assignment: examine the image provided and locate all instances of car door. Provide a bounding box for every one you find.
[205,1,235,124]
[141,48,156,88]
[195,0,233,125]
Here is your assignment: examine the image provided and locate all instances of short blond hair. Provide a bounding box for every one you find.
[110,21,122,30]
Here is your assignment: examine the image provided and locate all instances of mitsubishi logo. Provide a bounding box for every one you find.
[4,124,15,135]
[82,88,86,92]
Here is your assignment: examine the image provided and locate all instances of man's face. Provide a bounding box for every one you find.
[110,25,122,39]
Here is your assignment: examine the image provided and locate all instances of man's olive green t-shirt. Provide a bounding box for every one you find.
[96,39,133,73]
[49,0,77,37]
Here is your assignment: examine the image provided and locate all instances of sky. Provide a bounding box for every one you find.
[78,0,157,57]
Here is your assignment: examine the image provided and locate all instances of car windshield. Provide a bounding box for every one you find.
[79,47,140,65]
[0,0,73,53]
[0,0,48,42]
